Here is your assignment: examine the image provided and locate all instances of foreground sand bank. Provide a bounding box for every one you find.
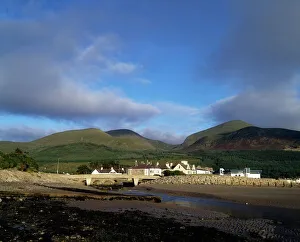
[138,184,300,209]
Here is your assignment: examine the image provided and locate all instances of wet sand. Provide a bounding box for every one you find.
[138,184,300,209]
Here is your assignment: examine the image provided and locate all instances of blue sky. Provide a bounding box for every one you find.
[1,0,300,144]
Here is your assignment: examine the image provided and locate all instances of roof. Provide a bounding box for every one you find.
[158,164,170,169]
[230,169,244,173]
[94,169,113,173]
[230,169,262,174]
[196,166,213,171]
[249,170,262,174]
[93,168,125,173]
[129,164,161,169]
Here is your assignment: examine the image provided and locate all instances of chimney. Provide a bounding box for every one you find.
[135,160,138,166]
[166,162,170,169]
[170,163,173,167]
[156,162,159,167]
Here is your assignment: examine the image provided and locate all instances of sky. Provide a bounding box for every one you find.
[1,0,300,144]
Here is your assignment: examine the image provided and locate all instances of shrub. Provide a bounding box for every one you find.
[163,170,185,176]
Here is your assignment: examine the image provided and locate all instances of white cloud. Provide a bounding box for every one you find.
[141,128,186,144]
[0,126,56,142]
[155,102,201,116]
[134,78,152,85]
[108,62,139,74]
[0,13,158,126]
[206,89,300,130]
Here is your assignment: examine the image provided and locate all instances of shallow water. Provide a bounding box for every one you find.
[114,189,300,227]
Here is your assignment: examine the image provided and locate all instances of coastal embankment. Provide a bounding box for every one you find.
[143,174,300,187]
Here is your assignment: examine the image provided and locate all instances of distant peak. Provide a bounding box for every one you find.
[106,129,142,137]
[222,120,252,125]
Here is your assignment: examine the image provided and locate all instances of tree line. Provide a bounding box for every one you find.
[76,160,121,174]
[194,150,300,179]
[0,148,39,172]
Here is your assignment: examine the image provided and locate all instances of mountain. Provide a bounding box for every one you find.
[0,128,172,153]
[106,129,175,150]
[181,120,252,148]
[186,126,300,151]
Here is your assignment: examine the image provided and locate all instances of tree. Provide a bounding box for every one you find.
[0,148,39,172]
[76,165,92,174]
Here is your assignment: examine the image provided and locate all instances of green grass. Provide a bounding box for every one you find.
[0,128,173,153]
[26,142,199,173]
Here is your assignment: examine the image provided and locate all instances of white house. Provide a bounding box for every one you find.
[219,168,225,176]
[172,161,196,174]
[196,166,213,174]
[127,162,162,176]
[230,168,262,179]
[91,167,123,175]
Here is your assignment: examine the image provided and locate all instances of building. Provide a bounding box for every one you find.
[230,168,262,178]
[196,166,213,174]
[172,161,196,174]
[127,161,162,176]
[91,167,124,175]
[164,161,213,175]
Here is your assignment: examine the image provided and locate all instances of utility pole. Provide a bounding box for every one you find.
[56,158,60,174]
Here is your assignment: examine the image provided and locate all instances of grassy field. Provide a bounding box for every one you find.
[30,142,199,173]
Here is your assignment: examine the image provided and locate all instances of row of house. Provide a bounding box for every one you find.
[90,161,262,179]
[127,160,213,176]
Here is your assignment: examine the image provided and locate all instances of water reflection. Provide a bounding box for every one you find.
[118,189,300,227]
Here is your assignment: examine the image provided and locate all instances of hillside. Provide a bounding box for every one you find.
[181,120,252,148]
[106,129,175,150]
[186,126,300,151]
[0,128,173,154]
[31,143,143,162]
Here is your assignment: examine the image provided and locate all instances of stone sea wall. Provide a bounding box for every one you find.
[144,175,300,187]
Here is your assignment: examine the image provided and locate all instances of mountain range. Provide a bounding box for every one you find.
[1,120,300,154]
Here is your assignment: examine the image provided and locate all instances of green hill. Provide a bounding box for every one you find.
[186,126,300,151]
[181,120,252,148]
[106,129,143,138]
[0,128,174,154]
[31,142,143,162]
[106,129,175,150]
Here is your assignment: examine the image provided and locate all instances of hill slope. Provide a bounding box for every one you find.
[106,129,175,150]
[181,120,252,148]
[0,128,174,153]
[186,126,300,151]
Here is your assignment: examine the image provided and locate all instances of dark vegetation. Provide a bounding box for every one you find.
[0,196,244,242]
[76,165,92,174]
[163,170,185,176]
[76,160,124,174]
[0,148,39,171]
[194,150,300,179]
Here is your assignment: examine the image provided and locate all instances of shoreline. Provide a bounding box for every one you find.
[1,173,300,241]
[138,183,300,209]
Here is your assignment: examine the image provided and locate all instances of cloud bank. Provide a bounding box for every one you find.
[204,1,300,130]
[0,10,159,126]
